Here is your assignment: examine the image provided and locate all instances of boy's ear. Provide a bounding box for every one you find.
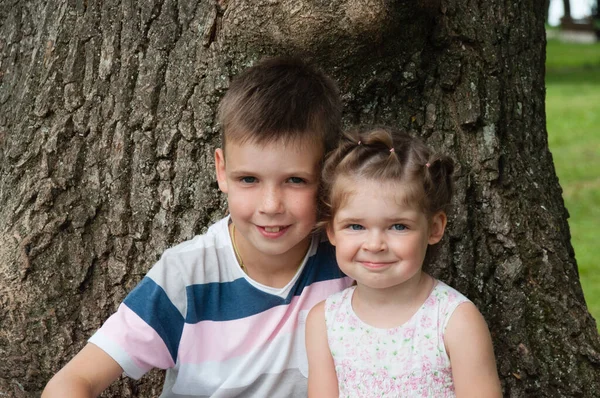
[428,211,447,245]
[215,148,228,193]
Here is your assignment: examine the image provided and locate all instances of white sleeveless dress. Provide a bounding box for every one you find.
[324,281,470,397]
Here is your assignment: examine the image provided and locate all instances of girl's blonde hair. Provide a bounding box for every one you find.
[319,126,455,226]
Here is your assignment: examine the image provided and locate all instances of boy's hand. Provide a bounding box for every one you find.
[42,343,123,398]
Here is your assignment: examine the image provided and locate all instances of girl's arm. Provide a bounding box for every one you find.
[42,343,123,398]
[445,302,503,398]
[305,301,339,398]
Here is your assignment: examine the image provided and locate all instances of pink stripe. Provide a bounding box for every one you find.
[178,279,349,364]
[101,304,176,370]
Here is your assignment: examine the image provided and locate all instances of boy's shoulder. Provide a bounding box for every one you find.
[146,217,233,285]
[304,232,342,275]
[162,217,229,257]
[309,230,335,255]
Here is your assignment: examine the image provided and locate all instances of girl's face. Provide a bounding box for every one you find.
[327,177,446,291]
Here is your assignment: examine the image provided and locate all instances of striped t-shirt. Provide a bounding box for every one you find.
[89,216,352,397]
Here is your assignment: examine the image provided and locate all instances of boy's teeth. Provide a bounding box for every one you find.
[264,226,281,232]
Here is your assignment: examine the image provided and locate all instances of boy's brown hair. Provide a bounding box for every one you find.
[217,56,342,154]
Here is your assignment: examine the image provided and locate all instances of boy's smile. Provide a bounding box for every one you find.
[215,138,323,275]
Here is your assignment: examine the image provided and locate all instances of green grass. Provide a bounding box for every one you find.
[545,38,600,329]
[547,40,600,69]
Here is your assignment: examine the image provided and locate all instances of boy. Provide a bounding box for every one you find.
[42,57,353,397]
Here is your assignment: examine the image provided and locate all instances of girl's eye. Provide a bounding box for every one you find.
[391,224,407,231]
[348,224,364,231]
[288,177,306,184]
[240,177,257,184]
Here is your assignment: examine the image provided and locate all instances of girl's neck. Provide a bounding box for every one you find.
[352,272,435,329]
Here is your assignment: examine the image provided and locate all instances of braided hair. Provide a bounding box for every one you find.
[318,126,454,228]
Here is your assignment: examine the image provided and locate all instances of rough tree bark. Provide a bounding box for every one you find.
[1,0,598,397]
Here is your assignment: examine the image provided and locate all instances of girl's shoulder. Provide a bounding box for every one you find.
[431,280,471,304]
[427,279,472,330]
[323,285,355,323]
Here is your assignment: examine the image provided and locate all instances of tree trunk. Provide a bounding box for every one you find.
[1,0,598,397]
[563,0,572,20]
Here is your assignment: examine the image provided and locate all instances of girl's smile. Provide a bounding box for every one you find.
[358,260,395,270]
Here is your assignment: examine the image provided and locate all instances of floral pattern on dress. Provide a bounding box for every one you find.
[324,281,470,397]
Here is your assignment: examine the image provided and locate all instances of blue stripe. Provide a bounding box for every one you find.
[186,240,345,323]
[291,240,345,297]
[123,277,184,363]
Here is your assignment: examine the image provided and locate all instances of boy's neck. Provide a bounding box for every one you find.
[229,223,310,288]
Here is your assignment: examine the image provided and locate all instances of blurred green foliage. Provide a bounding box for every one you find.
[546,38,600,330]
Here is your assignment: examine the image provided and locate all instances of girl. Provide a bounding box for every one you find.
[306,127,502,397]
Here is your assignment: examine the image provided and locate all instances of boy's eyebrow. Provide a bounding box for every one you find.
[228,169,319,178]
[227,170,255,176]
[228,166,318,175]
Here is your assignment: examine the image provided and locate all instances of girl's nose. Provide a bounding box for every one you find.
[364,231,386,252]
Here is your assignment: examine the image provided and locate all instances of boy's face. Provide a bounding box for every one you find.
[215,137,323,267]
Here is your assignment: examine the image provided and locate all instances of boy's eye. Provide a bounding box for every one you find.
[288,177,306,184]
[240,177,257,184]
[391,224,407,231]
[348,224,364,231]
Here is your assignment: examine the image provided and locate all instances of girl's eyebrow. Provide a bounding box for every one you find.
[336,214,421,224]
[335,217,363,224]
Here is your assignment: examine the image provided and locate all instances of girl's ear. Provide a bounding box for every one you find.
[326,224,336,246]
[428,211,447,245]
[215,148,228,193]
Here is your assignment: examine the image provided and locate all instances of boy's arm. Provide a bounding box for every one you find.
[305,301,339,398]
[42,343,123,398]
[445,302,503,398]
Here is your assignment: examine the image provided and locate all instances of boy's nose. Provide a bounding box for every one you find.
[259,187,284,214]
